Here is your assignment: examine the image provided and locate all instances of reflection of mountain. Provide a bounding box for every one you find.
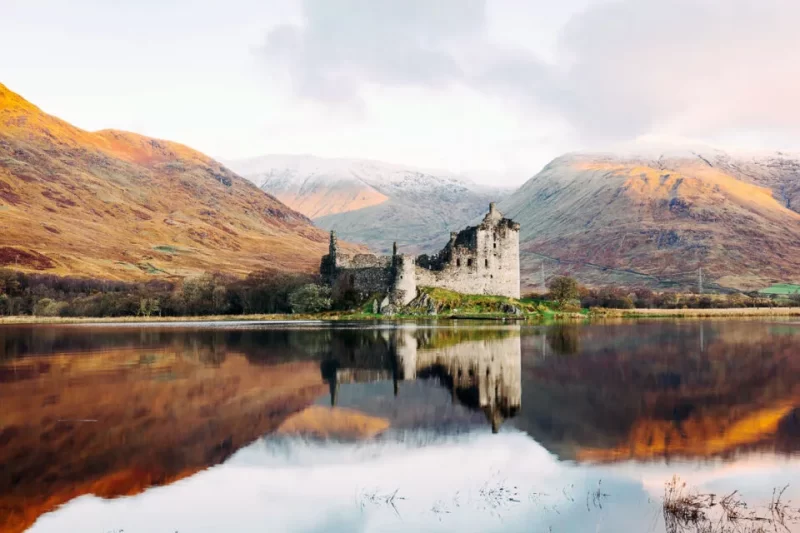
[514,322,800,461]
[5,321,799,533]
[320,326,522,432]
[0,346,327,533]
[0,324,522,533]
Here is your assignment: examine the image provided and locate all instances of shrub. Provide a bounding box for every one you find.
[139,298,161,317]
[560,299,583,312]
[547,276,580,305]
[289,284,333,314]
[33,298,67,317]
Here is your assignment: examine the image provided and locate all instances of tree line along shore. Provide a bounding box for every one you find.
[1,268,799,322]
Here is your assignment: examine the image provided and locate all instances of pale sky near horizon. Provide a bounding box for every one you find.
[3,0,800,185]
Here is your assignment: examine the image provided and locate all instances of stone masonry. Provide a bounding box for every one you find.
[320,203,520,305]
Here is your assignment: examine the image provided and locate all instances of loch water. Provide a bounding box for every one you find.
[1,320,800,532]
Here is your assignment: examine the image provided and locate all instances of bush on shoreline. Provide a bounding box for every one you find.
[526,276,799,310]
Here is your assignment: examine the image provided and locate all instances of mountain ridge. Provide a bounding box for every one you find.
[0,82,356,281]
[226,154,511,254]
[501,149,800,291]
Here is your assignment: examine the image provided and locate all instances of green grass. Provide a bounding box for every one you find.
[137,262,169,275]
[414,287,561,318]
[114,261,141,271]
[758,283,800,296]
[152,244,190,255]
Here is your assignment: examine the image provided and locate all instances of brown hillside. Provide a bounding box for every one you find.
[501,152,800,290]
[0,83,355,281]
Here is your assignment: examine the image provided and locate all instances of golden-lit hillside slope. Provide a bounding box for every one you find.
[0,83,355,281]
[272,186,388,219]
[227,154,391,218]
[500,152,800,290]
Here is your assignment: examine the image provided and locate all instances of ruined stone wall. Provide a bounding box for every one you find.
[415,207,520,298]
[335,253,392,270]
[328,252,394,299]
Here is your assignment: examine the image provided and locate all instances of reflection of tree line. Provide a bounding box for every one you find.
[516,322,800,460]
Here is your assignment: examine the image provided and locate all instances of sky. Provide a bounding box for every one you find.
[3,0,800,185]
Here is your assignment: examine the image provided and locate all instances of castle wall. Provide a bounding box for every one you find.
[415,205,520,299]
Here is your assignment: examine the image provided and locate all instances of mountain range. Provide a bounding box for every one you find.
[231,149,800,291]
[2,81,799,292]
[0,83,359,281]
[227,154,509,254]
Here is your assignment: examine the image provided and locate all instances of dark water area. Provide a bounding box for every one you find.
[1,320,800,532]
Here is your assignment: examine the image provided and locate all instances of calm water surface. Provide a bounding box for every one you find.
[1,320,800,532]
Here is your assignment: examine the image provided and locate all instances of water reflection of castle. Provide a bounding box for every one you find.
[320,326,522,433]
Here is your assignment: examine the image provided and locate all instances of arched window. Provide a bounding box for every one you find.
[456,258,461,267]
[467,258,473,267]
[485,259,489,268]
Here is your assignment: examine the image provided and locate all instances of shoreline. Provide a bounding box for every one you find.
[0,313,538,326]
[1,307,800,325]
[595,307,800,318]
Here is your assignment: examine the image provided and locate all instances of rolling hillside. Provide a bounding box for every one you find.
[500,150,800,291]
[0,83,352,281]
[228,154,509,254]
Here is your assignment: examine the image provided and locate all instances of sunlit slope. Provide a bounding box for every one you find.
[0,83,353,280]
[501,152,800,290]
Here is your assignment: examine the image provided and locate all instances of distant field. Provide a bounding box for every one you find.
[613,307,800,318]
[758,283,800,295]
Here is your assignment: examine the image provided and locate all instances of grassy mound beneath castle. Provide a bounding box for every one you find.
[404,287,544,318]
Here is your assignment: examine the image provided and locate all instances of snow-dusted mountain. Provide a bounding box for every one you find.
[499,148,800,291]
[226,154,511,253]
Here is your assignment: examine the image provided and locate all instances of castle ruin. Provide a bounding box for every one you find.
[320,203,520,306]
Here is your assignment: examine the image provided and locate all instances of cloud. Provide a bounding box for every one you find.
[260,0,800,144]
[261,0,486,106]
[550,0,800,140]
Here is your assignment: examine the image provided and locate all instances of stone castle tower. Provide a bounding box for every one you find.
[320,203,520,304]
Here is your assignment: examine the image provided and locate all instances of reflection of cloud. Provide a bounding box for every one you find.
[30,428,800,533]
[610,456,800,503]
